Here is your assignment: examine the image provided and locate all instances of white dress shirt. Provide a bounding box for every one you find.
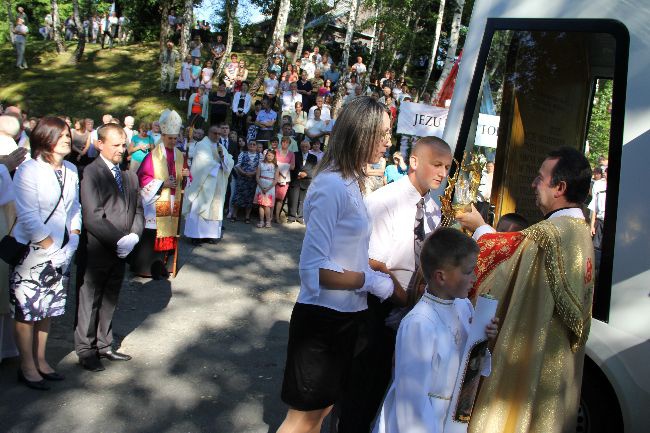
[308,105,331,121]
[12,157,82,247]
[298,171,371,312]
[281,91,302,114]
[366,176,441,288]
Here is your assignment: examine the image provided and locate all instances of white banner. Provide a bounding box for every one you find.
[475,114,500,148]
[397,103,500,149]
[396,102,448,137]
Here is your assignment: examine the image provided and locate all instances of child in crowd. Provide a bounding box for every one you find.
[201,60,215,91]
[177,55,192,101]
[189,57,202,94]
[255,149,279,228]
[373,228,499,433]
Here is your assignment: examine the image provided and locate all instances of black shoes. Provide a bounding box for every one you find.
[17,370,50,390]
[100,350,132,361]
[287,217,296,223]
[297,218,305,225]
[38,369,65,381]
[79,356,105,372]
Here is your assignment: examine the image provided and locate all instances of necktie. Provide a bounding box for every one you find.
[407,198,426,291]
[112,166,124,193]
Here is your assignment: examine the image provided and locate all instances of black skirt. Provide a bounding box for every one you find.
[281,302,366,411]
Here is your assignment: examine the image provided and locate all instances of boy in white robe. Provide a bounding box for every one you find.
[373,228,498,433]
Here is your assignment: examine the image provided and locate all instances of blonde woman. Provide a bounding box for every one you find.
[277,97,396,432]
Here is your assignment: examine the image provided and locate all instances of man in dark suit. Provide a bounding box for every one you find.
[74,123,144,372]
[287,139,318,224]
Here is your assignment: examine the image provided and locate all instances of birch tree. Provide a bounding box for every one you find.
[366,0,383,85]
[160,0,172,51]
[50,0,66,53]
[70,0,86,63]
[332,0,362,116]
[399,9,421,80]
[419,0,445,99]
[179,0,193,60]
[216,0,238,80]
[249,0,291,94]
[433,0,465,96]
[293,0,310,64]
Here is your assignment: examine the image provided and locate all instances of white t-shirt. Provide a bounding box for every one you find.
[15,24,28,42]
[281,92,302,114]
[308,105,331,121]
[264,78,279,96]
[354,63,367,75]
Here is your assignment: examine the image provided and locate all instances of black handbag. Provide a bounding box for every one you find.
[0,167,66,266]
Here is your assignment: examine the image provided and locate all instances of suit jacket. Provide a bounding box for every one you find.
[79,157,144,265]
[290,152,318,189]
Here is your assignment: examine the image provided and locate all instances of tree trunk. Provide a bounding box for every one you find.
[419,0,445,99]
[365,0,382,85]
[216,0,238,80]
[293,0,310,64]
[249,0,291,95]
[332,0,361,117]
[159,0,171,51]
[272,0,291,45]
[433,0,464,97]
[51,0,66,53]
[400,11,420,80]
[71,0,86,63]
[179,0,193,60]
[6,0,15,44]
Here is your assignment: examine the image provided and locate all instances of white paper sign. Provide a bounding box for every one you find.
[475,114,500,148]
[396,102,448,137]
[444,294,498,433]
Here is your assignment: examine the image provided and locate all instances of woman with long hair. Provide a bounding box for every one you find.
[10,117,82,390]
[276,97,395,432]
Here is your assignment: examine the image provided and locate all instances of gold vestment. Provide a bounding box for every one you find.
[468,216,594,433]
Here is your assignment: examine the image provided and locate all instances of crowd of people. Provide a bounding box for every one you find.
[2,8,606,433]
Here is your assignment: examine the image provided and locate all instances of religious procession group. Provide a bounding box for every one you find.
[0,95,596,433]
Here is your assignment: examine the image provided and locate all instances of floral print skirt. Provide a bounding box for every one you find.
[9,244,68,321]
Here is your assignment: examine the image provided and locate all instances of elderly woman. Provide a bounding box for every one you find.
[10,117,82,390]
[187,84,209,128]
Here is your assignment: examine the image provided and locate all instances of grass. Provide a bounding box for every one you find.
[0,40,266,123]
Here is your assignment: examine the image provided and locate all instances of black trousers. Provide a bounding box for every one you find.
[337,295,397,433]
[74,258,126,358]
[288,183,308,219]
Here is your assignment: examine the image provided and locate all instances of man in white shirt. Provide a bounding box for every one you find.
[478,160,495,201]
[336,136,453,433]
[263,70,280,107]
[353,56,367,78]
[311,46,322,64]
[281,82,302,116]
[123,116,135,142]
[307,95,331,121]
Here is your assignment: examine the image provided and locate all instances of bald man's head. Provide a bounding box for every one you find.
[408,136,453,194]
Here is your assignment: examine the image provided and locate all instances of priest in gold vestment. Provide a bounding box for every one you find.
[456,147,595,433]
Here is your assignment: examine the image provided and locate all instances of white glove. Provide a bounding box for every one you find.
[356,269,394,301]
[116,233,140,259]
[44,243,67,269]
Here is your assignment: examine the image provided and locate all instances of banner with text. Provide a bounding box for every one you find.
[397,103,501,149]
[397,102,448,137]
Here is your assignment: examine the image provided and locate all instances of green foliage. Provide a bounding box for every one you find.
[586,79,613,165]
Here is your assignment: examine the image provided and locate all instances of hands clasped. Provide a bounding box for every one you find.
[116,233,140,259]
[357,269,394,301]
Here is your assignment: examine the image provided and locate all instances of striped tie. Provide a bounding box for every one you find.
[112,166,124,193]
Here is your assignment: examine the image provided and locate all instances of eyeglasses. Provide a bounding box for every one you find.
[382,129,392,142]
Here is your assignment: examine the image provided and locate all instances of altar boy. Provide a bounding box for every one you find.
[373,228,498,433]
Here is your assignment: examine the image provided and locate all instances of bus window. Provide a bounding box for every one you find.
[456,22,627,321]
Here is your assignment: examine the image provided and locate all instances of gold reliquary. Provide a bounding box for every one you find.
[440,152,485,228]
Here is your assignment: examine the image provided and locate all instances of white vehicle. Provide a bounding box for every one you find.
[442,1,650,432]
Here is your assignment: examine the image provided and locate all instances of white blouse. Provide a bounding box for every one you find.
[298,170,371,312]
[12,158,82,247]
